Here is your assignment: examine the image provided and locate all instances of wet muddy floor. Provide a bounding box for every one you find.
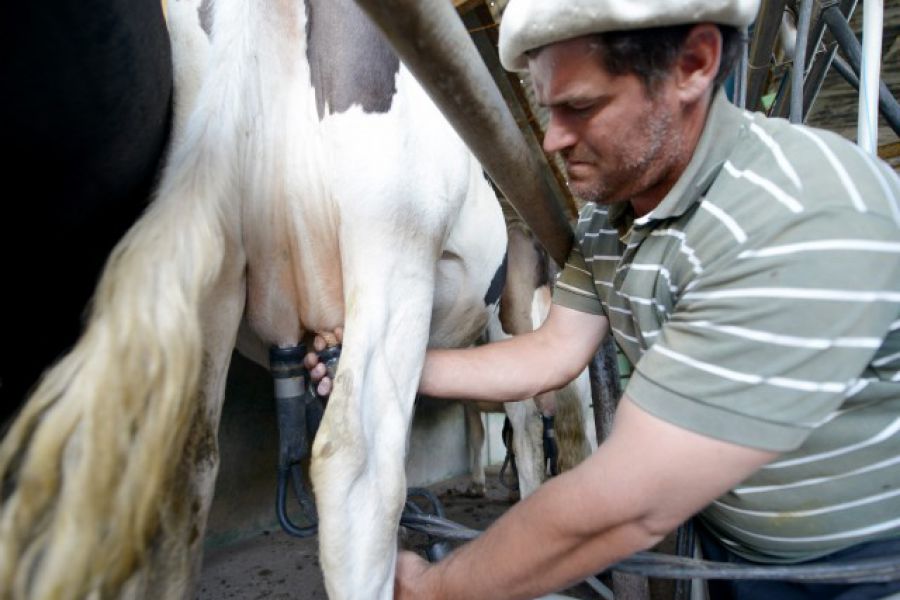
[196,465,620,599]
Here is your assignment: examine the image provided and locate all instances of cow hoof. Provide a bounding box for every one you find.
[460,482,485,498]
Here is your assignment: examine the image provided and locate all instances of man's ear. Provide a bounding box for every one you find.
[674,24,721,104]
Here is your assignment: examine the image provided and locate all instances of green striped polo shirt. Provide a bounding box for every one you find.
[554,90,900,563]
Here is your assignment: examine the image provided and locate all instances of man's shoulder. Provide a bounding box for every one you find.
[706,110,899,228]
[675,112,899,273]
[733,111,896,188]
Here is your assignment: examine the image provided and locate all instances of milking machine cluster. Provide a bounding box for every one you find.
[269,342,455,561]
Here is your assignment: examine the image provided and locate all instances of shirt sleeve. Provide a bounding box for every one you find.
[552,204,605,315]
[552,240,605,315]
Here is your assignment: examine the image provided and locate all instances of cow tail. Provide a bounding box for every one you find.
[552,380,592,474]
[0,143,236,599]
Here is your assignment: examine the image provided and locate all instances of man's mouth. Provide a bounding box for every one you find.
[566,161,594,177]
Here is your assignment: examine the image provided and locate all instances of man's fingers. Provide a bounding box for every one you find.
[310,363,327,381]
[304,351,320,370]
[312,329,342,352]
[302,330,342,396]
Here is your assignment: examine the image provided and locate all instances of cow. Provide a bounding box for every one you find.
[0,1,515,599]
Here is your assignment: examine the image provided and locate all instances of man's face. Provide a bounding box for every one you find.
[529,37,683,207]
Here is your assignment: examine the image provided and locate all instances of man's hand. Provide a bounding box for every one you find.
[394,550,437,599]
[303,327,343,396]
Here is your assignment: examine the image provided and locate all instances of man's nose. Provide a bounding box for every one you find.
[542,114,578,154]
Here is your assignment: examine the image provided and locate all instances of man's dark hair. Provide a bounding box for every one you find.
[588,24,743,93]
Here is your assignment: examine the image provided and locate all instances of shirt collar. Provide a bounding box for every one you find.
[632,89,744,228]
[608,201,634,238]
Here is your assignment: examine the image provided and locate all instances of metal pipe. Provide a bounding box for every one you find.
[351,0,574,266]
[791,0,814,122]
[797,44,834,117]
[857,0,883,154]
[771,0,858,122]
[833,52,861,88]
[769,9,795,118]
[824,5,863,74]
[747,0,787,112]
[823,6,900,136]
[800,0,858,119]
[673,520,696,600]
[773,0,832,121]
[460,6,579,222]
[735,26,750,109]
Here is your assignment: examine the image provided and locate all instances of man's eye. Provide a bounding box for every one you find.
[567,102,595,114]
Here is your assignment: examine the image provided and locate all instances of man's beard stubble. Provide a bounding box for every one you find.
[566,104,679,207]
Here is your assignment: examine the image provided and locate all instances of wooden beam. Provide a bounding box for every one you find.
[879,141,900,160]
[453,0,484,13]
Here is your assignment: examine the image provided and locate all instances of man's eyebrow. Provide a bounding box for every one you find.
[539,92,608,108]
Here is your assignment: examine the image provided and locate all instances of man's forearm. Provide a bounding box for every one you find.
[419,332,569,402]
[418,304,608,402]
[403,398,779,600]
[423,459,661,600]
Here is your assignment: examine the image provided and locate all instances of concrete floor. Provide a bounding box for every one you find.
[197,466,605,600]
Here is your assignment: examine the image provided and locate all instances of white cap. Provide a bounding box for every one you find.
[498,0,760,71]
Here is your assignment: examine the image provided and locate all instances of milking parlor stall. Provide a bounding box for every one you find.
[1,0,899,599]
[197,1,900,598]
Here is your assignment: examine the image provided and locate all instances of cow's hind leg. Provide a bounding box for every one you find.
[486,305,545,498]
[128,253,246,599]
[464,403,487,497]
[310,234,440,600]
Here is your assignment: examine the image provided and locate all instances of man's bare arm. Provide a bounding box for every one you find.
[307,305,607,401]
[395,397,778,600]
[418,304,608,402]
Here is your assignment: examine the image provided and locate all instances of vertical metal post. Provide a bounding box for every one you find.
[747,0,787,112]
[858,0,883,154]
[735,26,750,109]
[801,0,859,119]
[791,0,814,123]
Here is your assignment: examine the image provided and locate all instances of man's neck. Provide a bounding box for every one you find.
[629,91,713,218]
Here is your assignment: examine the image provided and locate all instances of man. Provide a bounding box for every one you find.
[311,1,900,598]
